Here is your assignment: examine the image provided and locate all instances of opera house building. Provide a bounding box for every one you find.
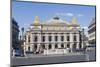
[23,16,85,55]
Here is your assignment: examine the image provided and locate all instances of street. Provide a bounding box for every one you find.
[11,50,96,66]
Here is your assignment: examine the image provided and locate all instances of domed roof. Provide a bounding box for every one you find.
[47,16,69,25]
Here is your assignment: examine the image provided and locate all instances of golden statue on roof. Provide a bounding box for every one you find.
[71,16,79,25]
[34,16,40,25]
[33,16,40,29]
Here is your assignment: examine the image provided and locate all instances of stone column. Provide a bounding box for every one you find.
[64,33,66,48]
[70,43,73,52]
[70,33,73,52]
[70,33,73,43]
[29,33,33,52]
[76,33,79,49]
[58,33,61,48]
[51,33,55,49]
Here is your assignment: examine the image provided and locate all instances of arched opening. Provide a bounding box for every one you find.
[55,44,58,49]
[42,44,45,49]
[73,43,77,51]
[28,46,30,51]
[61,43,64,48]
[34,44,37,50]
[67,43,70,48]
[48,44,52,49]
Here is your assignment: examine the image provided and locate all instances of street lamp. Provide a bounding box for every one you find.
[79,30,82,50]
[21,27,25,56]
[82,28,86,53]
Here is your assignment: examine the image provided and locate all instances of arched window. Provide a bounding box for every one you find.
[67,36,70,41]
[34,44,37,50]
[79,43,82,49]
[42,44,45,49]
[55,44,58,48]
[34,36,38,42]
[48,36,52,41]
[61,43,64,48]
[55,36,58,41]
[73,35,77,41]
[42,36,45,42]
[67,43,70,48]
[61,36,64,41]
[48,44,52,49]
[28,35,30,42]
[28,46,30,51]
[73,43,77,49]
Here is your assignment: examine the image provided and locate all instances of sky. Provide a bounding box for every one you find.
[12,1,96,32]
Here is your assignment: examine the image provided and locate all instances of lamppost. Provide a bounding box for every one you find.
[82,28,86,53]
[21,27,25,56]
[79,30,82,51]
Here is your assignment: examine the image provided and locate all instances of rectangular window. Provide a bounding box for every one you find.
[42,36,45,42]
[48,44,52,49]
[49,36,52,41]
[61,36,64,41]
[42,44,45,49]
[34,36,38,42]
[28,46,30,51]
[61,43,64,48]
[55,44,58,48]
[67,43,70,48]
[34,44,37,50]
[67,36,70,41]
[74,35,77,41]
[55,36,58,41]
[28,36,30,42]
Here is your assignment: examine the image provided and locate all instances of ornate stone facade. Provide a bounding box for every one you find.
[23,16,84,55]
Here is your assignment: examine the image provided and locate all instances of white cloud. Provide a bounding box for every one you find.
[77,14,83,17]
[56,12,83,17]
[56,12,74,17]
[66,13,74,16]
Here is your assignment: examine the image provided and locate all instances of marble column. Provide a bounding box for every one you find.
[70,33,73,43]
[51,33,55,49]
[76,33,79,49]
[64,33,66,48]
[58,33,61,48]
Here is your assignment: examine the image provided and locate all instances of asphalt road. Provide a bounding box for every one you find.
[11,51,96,66]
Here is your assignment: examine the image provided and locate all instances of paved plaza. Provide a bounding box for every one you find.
[11,50,96,66]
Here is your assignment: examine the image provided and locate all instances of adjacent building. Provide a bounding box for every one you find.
[87,18,96,51]
[88,18,96,44]
[23,16,85,55]
[12,19,20,56]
